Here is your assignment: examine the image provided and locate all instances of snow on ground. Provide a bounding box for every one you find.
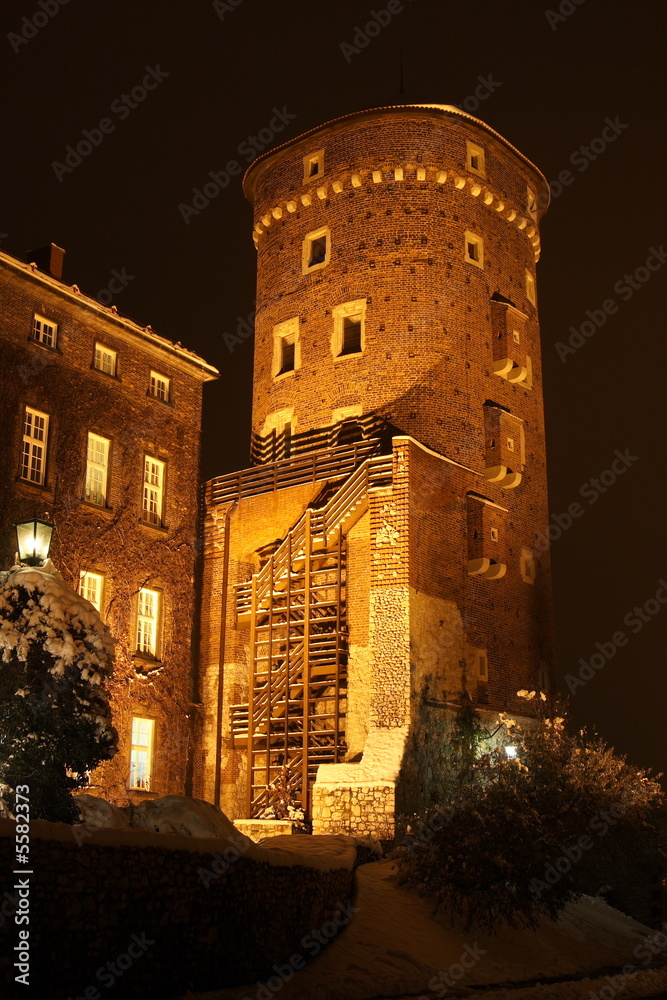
[184,859,667,1000]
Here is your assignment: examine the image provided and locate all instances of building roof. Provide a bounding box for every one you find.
[0,247,219,381]
[243,102,550,210]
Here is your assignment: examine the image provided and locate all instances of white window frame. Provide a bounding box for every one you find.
[129,717,155,791]
[149,370,171,403]
[21,407,49,485]
[85,432,110,507]
[272,318,300,379]
[136,587,161,658]
[464,230,484,269]
[142,456,165,527]
[466,140,486,178]
[79,571,105,613]
[302,226,331,274]
[332,300,366,358]
[94,342,117,376]
[303,149,325,183]
[32,314,57,348]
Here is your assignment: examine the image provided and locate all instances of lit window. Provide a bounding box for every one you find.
[149,371,170,403]
[21,407,49,485]
[303,149,324,182]
[32,314,57,348]
[272,318,300,378]
[332,300,366,358]
[129,717,155,790]
[79,571,104,613]
[302,227,330,273]
[85,433,110,506]
[525,271,536,306]
[142,456,165,526]
[136,587,161,657]
[94,343,117,376]
[466,141,486,178]
[464,231,484,268]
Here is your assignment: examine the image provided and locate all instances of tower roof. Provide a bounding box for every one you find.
[243,103,550,211]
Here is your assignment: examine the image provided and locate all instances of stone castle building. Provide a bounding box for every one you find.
[0,244,218,801]
[198,103,554,839]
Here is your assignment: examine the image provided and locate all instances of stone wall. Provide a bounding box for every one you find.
[0,820,357,999]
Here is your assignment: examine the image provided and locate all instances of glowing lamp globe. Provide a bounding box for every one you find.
[15,517,54,566]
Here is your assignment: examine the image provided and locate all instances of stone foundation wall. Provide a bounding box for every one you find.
[312,783,395,840]
[0,821,356,999]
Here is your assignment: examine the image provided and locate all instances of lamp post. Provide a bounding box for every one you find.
[14,517,54,567]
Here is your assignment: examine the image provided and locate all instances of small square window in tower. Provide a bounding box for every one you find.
[272,318,300,378]
[466,141,486,178]
[464,231,484,269]
[303,149,324,182]
[466,493,507,579]
[302,227,330,273]
[527,185,538,222]
[332,300,366,358]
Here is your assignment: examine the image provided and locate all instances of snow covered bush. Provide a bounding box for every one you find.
[397,692,663,930]
[0,562,118,823]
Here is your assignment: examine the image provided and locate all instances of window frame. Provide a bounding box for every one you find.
[20,406,50,486]
[303,149,325,183]
[149,370,171,404]
[464,230,484,269]
[466,140,486,178]
[85,432,111,507]
[129,716,155,791]
[302,226,331,274]
[93,342,117,377]
[79,570,105,613]
[332,300,366,359]
[32,313,58,349]
[135,586,162,659]
[272,318,301,379]
[142,455,166,528]
[525,270,537,306]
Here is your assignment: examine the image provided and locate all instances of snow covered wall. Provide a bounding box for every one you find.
[0,817,358,998]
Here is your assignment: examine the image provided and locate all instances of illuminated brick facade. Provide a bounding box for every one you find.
[0,248,217,803]
[201,103,555,838]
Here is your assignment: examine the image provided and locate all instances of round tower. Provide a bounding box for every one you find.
[243,103,549,477]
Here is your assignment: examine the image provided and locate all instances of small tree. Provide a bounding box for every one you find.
[397,692,663,930]
[0,563,118,822]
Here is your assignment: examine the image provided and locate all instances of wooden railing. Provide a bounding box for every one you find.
[206,439,384,507]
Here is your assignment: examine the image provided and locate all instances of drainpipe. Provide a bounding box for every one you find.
[214,501,237,807]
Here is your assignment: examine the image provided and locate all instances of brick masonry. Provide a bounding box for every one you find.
[0,251,217,804]
[201,105,555,838]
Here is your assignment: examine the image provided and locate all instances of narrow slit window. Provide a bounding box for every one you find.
[340,316,362,355]
[280,339,295,374]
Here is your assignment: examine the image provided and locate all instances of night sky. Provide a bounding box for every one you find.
[3,1,665,781]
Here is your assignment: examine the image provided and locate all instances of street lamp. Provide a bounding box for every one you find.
[14,517,54,566]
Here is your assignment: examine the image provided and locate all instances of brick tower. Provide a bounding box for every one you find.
[199,104,554,839]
